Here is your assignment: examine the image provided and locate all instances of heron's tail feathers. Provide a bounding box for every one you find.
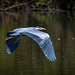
[5,36,21,54]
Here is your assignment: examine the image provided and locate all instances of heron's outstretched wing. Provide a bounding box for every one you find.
[21,29,56,61]
[5,36,21,54]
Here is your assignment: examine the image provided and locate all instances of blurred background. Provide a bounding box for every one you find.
[0,0,75,75]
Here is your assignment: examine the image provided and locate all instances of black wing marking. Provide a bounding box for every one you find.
[5,36,20,54]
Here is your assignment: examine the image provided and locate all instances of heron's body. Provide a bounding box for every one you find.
[10,27,49,39]
[5,27,56,61]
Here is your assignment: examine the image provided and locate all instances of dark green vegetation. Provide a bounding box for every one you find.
[0,0,75,11]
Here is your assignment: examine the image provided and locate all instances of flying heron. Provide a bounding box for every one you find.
[5,26,56,61]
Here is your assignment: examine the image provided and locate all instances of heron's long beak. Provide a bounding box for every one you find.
[41,27,46,30]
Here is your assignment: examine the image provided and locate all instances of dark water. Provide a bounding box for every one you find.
[0,11,75,75]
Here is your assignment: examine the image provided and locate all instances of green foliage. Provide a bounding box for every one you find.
[0,0,74,11]
[54,0,74,10]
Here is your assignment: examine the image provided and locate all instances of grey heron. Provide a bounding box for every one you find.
[5,26,56,61]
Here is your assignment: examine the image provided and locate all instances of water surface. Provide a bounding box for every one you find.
[0,11,75,75]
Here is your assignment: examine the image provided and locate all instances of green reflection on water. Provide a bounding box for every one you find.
[0,12,75,75]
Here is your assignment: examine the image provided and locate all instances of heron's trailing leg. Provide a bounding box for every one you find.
[5,36,15,41]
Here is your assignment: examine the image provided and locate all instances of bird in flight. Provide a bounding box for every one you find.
[5,26,56,61]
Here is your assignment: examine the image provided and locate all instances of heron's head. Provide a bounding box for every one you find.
[35,26,46,30]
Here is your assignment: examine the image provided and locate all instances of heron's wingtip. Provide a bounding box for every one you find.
[6,43,12,54]
[48,56,57,61]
